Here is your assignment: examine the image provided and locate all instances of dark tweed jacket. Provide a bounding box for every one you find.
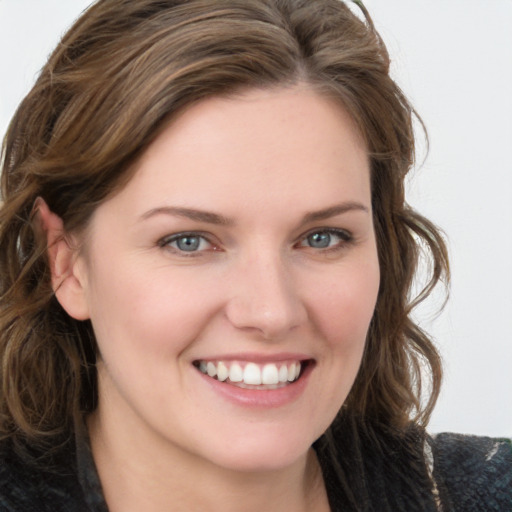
[0,420,511,512]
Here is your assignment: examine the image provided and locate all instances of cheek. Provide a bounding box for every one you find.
[306,259,380,353]
[86,262,224,358]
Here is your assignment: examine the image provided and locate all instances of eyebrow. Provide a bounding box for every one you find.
[139,201,369,226]
[301,202,369,224]
[139,206,233,226]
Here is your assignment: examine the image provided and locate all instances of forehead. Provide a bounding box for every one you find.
[95,86,371,224]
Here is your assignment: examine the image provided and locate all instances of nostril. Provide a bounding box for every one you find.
[224,293,307,341]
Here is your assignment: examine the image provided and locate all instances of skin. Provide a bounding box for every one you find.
[43,86,380,511]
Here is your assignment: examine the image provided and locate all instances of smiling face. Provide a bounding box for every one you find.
[66,86,380,473]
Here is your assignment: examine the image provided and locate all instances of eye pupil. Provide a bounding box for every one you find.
[308,232,331,248]
[177,236,200,251]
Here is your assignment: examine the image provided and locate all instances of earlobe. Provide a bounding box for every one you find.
[33,197,90,321]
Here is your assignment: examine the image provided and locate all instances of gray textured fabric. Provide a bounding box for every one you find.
[432,433,512,511]
[0,426,510,511]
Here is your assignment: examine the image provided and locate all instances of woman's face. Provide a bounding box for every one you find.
[73,86,380,472]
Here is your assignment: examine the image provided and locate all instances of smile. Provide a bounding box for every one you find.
[194,360,304,389]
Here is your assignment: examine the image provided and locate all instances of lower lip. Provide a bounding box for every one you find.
[196,362,314,408]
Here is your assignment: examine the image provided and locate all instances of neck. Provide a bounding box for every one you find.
[87,410,329,512]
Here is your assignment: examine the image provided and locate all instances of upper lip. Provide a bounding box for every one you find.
[192,352,313,364]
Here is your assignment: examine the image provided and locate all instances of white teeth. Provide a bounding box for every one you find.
[287,363,296,382]
[206,362,217,378]
[261,363,279,385]
[278,365,288,383]
[197,360,303,386]
[229,363,243,382]
[217,361,229,382]
[243,363,262,385]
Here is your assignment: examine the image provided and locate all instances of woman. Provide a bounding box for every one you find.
[0,0,510,511]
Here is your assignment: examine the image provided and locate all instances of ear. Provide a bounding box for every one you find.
[34,197,90,320]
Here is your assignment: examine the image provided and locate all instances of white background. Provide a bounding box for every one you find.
[1,1,511,437]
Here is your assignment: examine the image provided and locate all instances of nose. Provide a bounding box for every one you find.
[224,252,307,340]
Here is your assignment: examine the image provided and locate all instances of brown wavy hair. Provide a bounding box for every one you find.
[0,0,448,445]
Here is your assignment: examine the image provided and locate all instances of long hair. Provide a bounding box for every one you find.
[0,0,448,444]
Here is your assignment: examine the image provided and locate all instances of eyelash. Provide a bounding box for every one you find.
[157,228,353,256]
[158,232,217,256]
[295,228,353,252]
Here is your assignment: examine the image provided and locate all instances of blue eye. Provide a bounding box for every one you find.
[160,233,213,253]
[175,235,202,251]
[307,232,332,248]
[299,229,351,250]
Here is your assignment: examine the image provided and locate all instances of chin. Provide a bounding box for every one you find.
[194,426,318,473]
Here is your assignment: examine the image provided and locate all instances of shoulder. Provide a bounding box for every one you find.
[431,433,512,512]
[0,436,89,512]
